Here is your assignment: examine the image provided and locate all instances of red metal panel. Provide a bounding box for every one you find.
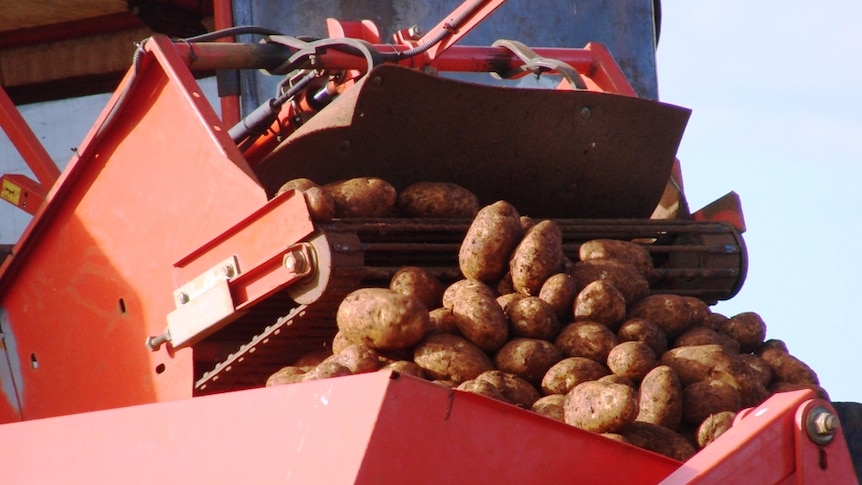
[659,390,858,484]
[0,36,309,422]
[0,372,681,484]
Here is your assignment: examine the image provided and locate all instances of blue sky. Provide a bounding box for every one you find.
[656,2,862,402]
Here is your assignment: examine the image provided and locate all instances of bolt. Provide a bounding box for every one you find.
[580,106,591,119]
[176,292,190,305]
[407,25,423,40]
[806,406,839,445]
[146,330,171,351]
[222,265,235,278]
[283,250,307,274]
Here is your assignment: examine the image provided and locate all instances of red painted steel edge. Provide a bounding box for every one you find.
[0,372,681,484]
[660,390,858,484]
[0,35,301,422]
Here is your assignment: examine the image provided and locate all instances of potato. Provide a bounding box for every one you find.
[617,318,668,357]
[720,311,767,353]
[682,379,742,425]
[302,360,352,381]
[494,338,563,386]
[660,344,750,387]
[475,370,541,408]
[459,201,523,283]
[739,354,772,388]
[598,374,635,388]
[450,284,509,352]
[532,394,566,422]
[620,421,697,461]
[682,297,710,327]
[637,365,683,430]
[380,360,426,379]
[390,266,445,311]
[770,382,830,401]
[331,330,351,354]
[336,288,429,351]
[696,411,736,449]
[496,292,526,314]
[276,178,337,221]
[573,280,626,328]
[266,366,307,387]
[413,333,494,384]
[323,343,381,374]
[606,341,657,382]
[673,326,740,355]
[628,294,696,339]
[555,321,618,363]
[569,259,649,304]
[757,347,819,386]
[323,177,397,217]
[702,312,729,331]
[505,296,561,341]
[457,379,507,402]
[509,220,564,295]
[578,239,653,278]
[564,380,639,433]
[541,357,609,395]
[396,181,480,218]
[442,279,496,309]
[538,272,578,320]
[427,307,461,335]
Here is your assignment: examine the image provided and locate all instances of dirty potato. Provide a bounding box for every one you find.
[660,344,751,388]
[494,338,563,386]
[427,307,461,335]
[505,296,561,341]
[757,346,819,386]
[323,343,381,374]
[475,370,542,408]
[413,333,494,384]
[564,380,639,434]
[396,181,480,218]
[720,311,767,354]
[532,394,567,422]
[628,294,696,339]
[637,365,683,430]
[606,341,657,382]
[620,421,697,461]
[538,272,578,320]
[573,280,627,328]
[509,219,565,295]
[555,321,618,363]
[578,239,653,278]
[336,288,429,351]
[442,279,497,309]
[541,356,609,395]
[390,266,445,311]
[450,283,509,352]
[696,411,736,449]
[459,201,523,283]
[673,326,740,355]
[276,178,336,221]
[457,379,508,402]
[266,366,307,386]
[322,177,397,218]
[617,318,669,357]
[380,360,426,379]
[682,379,742,425]
[569,259,650,304]
[301,360,353,381]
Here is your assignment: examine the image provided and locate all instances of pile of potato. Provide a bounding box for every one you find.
[267,176,827,461]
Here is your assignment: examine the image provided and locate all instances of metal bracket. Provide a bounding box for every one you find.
[491,39,587,89]
[172,255,238,308]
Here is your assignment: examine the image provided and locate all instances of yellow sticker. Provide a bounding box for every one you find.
[1,178,21,206]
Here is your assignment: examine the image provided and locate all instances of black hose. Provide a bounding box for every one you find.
[182,26,285,43]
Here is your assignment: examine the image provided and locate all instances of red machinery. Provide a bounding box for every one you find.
[0,1,856,482]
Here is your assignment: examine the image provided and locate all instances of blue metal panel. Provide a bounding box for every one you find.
[232,0,658,112]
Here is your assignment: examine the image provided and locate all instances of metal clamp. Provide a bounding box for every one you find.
[491,39,587,89]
